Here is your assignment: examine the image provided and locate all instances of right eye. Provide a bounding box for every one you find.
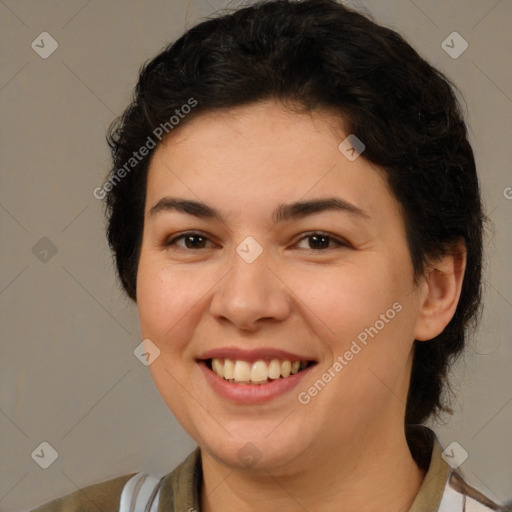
[163,231,217,250]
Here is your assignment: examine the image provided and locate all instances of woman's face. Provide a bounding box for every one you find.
[136,100,426,472]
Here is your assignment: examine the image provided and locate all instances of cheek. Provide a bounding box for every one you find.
[297,269,416,413]
[293,256,417,392]
[290,259,406,340]
[137,256,202,340]
[136,256,203,429]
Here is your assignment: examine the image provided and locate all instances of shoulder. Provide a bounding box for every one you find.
[29,448,202,512]
[406,425,508,512]
[439,472,507,512]
[30,473,137,512]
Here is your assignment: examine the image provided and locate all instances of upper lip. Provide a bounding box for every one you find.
[197,347,316,363]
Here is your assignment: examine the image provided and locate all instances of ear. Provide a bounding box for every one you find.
[413,242,467,341]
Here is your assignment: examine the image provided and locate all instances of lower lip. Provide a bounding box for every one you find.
[198,361,315,404]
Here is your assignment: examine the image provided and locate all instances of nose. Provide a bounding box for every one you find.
[209,244,291,332]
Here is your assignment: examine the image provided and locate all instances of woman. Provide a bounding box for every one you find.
[32,0,506,510]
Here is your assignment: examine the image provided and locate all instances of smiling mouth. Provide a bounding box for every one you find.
[204,358,316,385]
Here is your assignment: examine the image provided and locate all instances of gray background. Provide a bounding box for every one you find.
[0,0,511,510]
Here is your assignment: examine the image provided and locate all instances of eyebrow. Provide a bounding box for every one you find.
[148,196,370,223]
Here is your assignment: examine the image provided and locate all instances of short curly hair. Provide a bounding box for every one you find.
[104,0,484,425]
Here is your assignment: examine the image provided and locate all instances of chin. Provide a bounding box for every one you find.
[197,420,315,473]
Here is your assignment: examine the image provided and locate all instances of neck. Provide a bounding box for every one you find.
[200,422,425,512]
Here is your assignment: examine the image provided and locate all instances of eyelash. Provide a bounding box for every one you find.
[163,231,350,251]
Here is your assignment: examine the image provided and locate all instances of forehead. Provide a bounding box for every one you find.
[145,100,401,229]
[151,102,345,175]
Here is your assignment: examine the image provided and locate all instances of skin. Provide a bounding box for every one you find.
[136,100,465,512]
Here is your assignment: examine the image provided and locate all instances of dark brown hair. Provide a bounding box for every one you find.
[104,0,484,425]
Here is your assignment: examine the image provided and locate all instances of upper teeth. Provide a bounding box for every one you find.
[211,358,308,384]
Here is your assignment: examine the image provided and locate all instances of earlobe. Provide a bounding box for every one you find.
[413,243,467,341]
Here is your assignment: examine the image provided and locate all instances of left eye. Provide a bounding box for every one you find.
[295,232,347,250]
[164,232,216,250]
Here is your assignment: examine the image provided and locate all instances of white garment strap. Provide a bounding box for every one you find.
[119,472,161,512]
[438,476,498,511]
[438,484,464,511]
